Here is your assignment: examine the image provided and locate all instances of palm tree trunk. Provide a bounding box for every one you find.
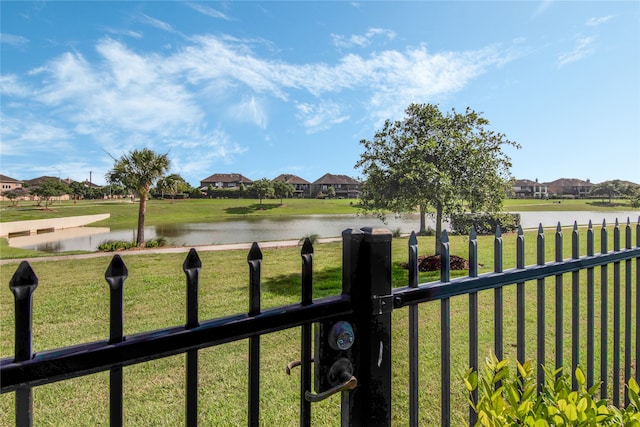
[137,196,146,246]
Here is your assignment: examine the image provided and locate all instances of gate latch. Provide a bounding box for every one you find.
[372,294,394,315]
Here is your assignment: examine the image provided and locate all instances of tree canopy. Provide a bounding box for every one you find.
[272,180,295,205]
[30,178,70,208]
[106,148,170,246]
[589,180,638,204]
[156,174,190,202]
[252,178,275,209]
[356,103,519,253]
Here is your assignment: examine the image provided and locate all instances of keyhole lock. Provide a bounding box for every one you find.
[328,321,354,351]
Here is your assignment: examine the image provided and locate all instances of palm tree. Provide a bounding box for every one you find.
[106,148,170,246]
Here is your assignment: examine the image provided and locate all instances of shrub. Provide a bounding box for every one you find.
[462,351,640,426]
[450,212,520,235]
[145,237,168,248]
[98,240,136,251]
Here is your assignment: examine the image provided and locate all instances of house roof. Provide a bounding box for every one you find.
[544,178,592,187]
[273,174,310,185]
[200,173,253,184]
[0,174,20,183]
[514,179,539,186]
[312,173,360,185]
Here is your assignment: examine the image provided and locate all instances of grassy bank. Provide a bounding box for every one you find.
[1,197,635,228]
[1,226,636,425]
[0,198,363,229]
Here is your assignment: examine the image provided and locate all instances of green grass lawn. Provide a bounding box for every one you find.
[0,198,364,229]
[1,225,637,425]
[1,197,635,228]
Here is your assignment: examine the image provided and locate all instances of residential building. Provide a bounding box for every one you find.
[0,174,22,192]
[545,178,593,198]
[512,179,548,199]
[200,173,253,191]
[310,173,360,198]
[272,174,311,198]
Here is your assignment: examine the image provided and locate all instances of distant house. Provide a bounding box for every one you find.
[545,178,593,198]
[310,173,360,198]
[200,173,253,191]
[273,174,311,198]
[512,179,548,199]
[0,174,22,192]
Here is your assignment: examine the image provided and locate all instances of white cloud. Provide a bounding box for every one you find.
[186,3,232,21]
[104,27,144,39]
[586,15,614,26]
[226,97,268,129]
[0,75,31,96]
[139,14,179,34]
[0,117,72,156]
[295,101,350,134]
[557,36,596,68]
[0,33,29,47]
[331,28,396,49]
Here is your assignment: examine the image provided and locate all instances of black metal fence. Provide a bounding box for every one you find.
[1,218,639,426]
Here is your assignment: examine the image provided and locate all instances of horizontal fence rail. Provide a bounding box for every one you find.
[1,218,639,426]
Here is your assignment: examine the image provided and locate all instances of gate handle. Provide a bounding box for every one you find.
[304,375,357,402]
[285,358,314,375]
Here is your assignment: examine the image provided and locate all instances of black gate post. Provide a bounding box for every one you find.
[342,227,393,426]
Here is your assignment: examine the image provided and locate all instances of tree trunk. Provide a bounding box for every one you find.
[419,205,426,235]
[137,195,146,246]
[435,203,443,255]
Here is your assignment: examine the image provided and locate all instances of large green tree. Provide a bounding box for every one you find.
[272,180,295,205]
[356,103,519,253]
[589,180,637,204]
[106,148,170,246]
[30,178,70,208]
[252,178,274,209]
[156,173,190,202]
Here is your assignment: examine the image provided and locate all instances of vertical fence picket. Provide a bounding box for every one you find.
[636,217,640,385]
[536,224,545,392]
[516,226,526,367]
[625,218,632,406]
[555,223,563,374]
[10,261,38,427]
[247,243,262,427]
[494,226,503,362]
[105,255,128,427]
[468,228,478,426]
[571,222,580,390]
[600,220,609,399]
[587,221,595,388]
[408,232,419,427]
[613,219,621,406]
[183,249,202,427]
[440,231,451,427]
[300,239,313,427]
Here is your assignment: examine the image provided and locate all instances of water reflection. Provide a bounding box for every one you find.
[7,211,638,253]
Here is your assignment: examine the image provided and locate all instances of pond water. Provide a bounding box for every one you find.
[7,211,638,253]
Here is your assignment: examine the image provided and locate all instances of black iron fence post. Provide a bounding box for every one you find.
[343,227,392,427]
[10,261,38,427]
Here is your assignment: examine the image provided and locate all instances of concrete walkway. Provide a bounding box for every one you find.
[0,237,343,265]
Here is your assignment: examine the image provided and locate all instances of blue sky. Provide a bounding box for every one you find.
[1,1,639,187]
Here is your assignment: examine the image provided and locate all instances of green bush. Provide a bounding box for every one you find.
[145,237,168,248]
[97,240,136,251]
[462,352,640,426]
[450,212,521,235]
